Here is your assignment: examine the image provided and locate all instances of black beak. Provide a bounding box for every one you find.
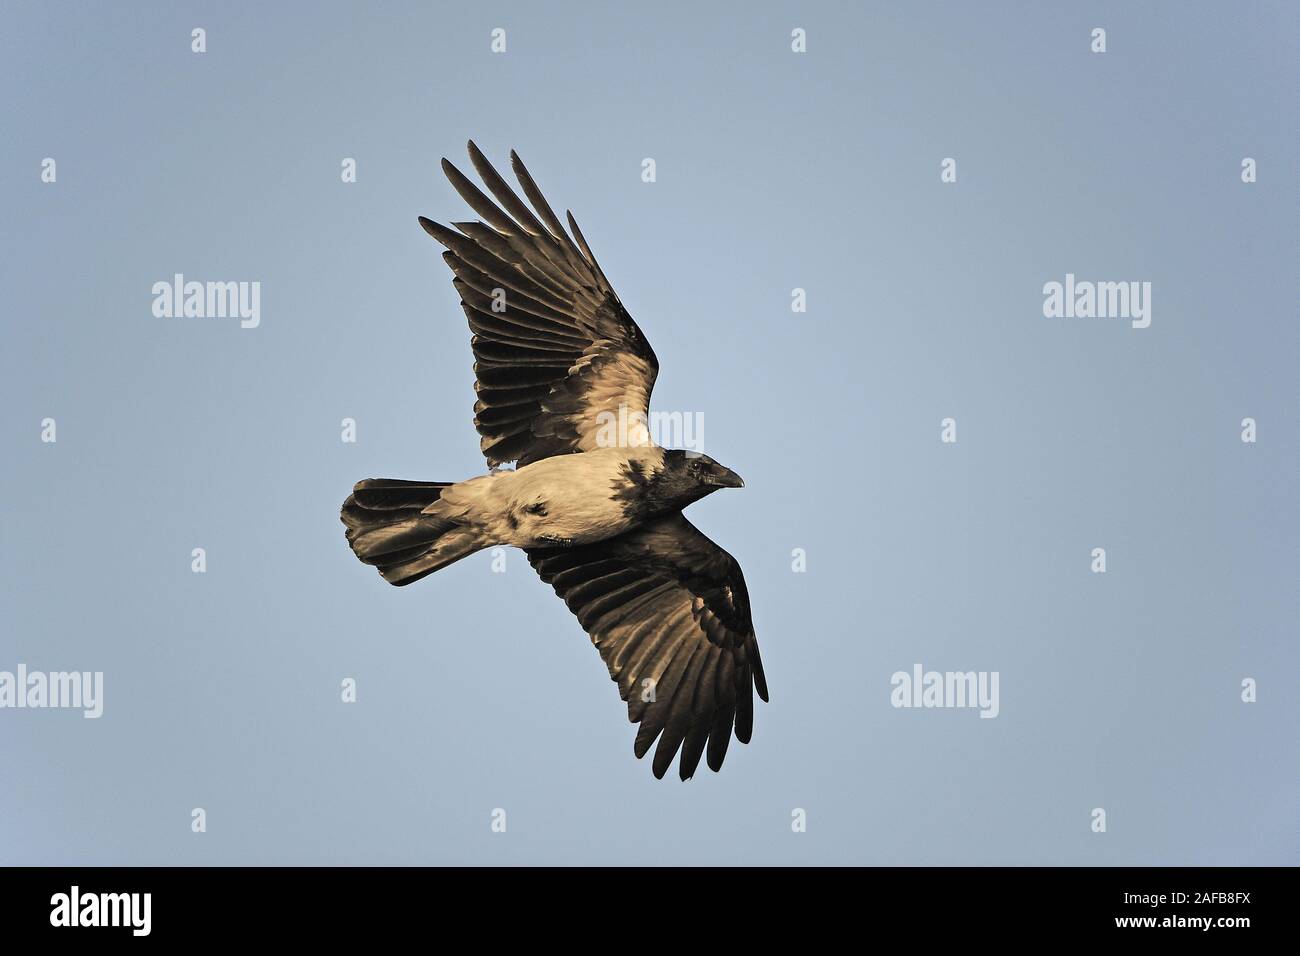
[703,466,745,489]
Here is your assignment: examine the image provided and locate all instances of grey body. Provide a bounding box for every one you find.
[442,447,662,548]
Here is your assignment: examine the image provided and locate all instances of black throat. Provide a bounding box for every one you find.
[613,458,708,522]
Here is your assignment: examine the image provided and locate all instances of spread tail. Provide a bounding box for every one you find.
[341,479,484,586]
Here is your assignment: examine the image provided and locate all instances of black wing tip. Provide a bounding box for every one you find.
[634,724,731,780]
[439,157,473,190]
[465,140,524,167]
[508,149,532,179]
[465,142,529,185]
[466,139,493,171]
[418,216,458,247]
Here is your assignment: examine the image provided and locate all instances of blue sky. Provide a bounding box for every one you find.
[2,1,1296,864]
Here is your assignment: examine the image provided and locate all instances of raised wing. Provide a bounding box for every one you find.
[420,141,659,467]
[527,513,768,780]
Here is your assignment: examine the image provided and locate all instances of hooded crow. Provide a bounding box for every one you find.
[341,142,767,780]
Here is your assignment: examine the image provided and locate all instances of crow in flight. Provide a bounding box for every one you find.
[342,142,767,780]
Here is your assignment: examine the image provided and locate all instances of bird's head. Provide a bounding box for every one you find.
[654,450,744,507]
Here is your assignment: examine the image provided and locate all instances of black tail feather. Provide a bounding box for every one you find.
[342,479,480,586]
[350,478,453,510]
